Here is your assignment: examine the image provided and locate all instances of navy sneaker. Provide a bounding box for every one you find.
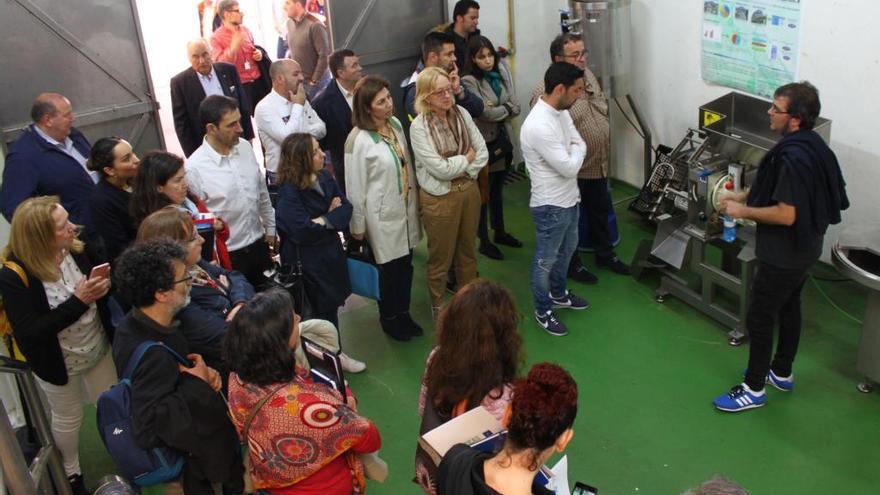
[550,290,590,310]
[713,384,767,412]
[535,311,568,337]
[768,369,794,392]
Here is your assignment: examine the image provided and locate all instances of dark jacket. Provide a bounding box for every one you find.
[0,250,113,385]
[177,260,254,366]
[312,80,353,193]
[112,309,241,492]
[402,68,484,122]
[1,125,94,223]
[170,62,255,156]
[276,169,353,314]
[443,24,480,75]
[86,179,137,264]
[436,444,553,495]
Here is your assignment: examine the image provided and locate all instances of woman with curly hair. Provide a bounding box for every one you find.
[224,289,381,495]
[414,278,523,494]
[436,362,579,495]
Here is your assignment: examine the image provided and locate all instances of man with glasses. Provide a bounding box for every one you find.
[530,33,630,286]
[713,81,849,412]
[171,38,255,157]
[112,239,243,493]
[211,0,264,114]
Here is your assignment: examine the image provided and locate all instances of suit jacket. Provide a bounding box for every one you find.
[170,62,255,156]
[311,80,352,191]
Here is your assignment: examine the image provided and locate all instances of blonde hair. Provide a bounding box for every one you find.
[414,66,450,115]
[2,196,83,282]
[136,206,193,244]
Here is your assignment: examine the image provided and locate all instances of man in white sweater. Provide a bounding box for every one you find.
[520,62,590,336]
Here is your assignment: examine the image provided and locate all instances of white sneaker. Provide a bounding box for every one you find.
[339,352,366,373]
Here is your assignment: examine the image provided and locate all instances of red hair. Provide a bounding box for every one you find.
[506,363,578,469]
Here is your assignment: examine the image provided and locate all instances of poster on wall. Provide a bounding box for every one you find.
[701,0,803,98]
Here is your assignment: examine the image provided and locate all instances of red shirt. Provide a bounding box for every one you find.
[211,25,261,83]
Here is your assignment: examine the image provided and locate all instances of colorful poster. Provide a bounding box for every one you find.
[701,0,803,98]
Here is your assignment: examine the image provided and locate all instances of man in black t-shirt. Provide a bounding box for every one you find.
[712,81,849,413]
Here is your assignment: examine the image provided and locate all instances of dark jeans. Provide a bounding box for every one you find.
[744,261,809,391]
[228,239,272,289]
[242,82,258,117]
[276,36,287,59]
[378,252,414,318]
[477,169,509,240]
[578,177,614,259]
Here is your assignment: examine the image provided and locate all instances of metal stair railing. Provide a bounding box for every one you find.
[0,356,71,495]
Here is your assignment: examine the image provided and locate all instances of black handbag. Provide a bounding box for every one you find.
[265,254,314,319]
[486,125,514,164]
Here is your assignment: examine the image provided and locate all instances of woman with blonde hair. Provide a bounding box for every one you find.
[345,75,422,341]
[0,196,115,495]
[409,66,488,317]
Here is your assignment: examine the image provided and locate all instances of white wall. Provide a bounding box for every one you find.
[455,0,880,260]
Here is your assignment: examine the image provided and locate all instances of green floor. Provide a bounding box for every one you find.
[81,180,880,494]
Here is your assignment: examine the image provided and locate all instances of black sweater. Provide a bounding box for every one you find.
[86,180,137,264]
[0,250,113,385]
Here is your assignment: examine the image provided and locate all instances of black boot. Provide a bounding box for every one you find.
[68,474,90,495]
[494,230,523,248]
[399,312,424,337]
[380,315,410,341]
[479,239,504,260]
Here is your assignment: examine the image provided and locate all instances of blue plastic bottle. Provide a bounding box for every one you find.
[722,216,737,243]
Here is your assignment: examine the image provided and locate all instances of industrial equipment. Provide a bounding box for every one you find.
[630,91,832,345]
[831,226,880,393]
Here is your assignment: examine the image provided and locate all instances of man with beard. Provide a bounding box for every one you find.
[521,62,591,338]
[112,239,242,494]
[186,96,276,287]
[713,81,848,412]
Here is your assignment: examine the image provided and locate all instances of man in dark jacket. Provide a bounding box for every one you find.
[112,239,242,493]
[402,32,483,121]
[444,0,481,66]
[312,48,363,193]
[170,38,255,156]
[713,81,849,413]
[1,93,96,223]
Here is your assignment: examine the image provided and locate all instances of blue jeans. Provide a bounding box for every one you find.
[531,204,580,314]
[304,70,332,101]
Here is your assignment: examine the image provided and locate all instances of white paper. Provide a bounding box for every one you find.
[551,455,570,495]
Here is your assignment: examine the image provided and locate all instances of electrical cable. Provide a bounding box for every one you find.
[614,99,661,155]
[809,275,863,325]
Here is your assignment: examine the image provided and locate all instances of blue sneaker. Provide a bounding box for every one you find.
[767,370,794,392]
[713,384,767,412]
[534,311,568,337]
[550,290,590,310]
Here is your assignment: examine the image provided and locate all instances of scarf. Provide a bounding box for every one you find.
[484,70,503,100]
[423,106,471,160]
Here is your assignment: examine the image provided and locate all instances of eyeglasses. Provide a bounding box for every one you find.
[563,50,588,60]
[769,104,789,115]
[173,274,193,286]
[430,87,454,97]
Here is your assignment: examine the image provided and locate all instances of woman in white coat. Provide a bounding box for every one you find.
[345,75,423,341]
[409,67,488,317]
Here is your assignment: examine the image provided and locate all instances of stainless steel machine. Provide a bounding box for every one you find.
[831,226,880,392]
[630,91,831,345]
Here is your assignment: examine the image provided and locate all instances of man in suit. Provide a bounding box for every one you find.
[170,38,255,157]
[312,49,363,193]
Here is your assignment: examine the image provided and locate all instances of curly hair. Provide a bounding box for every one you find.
[424,278,522,415]
[505,362,578,470]
[130,151,185,225]
[223,289,298,387]
[113,238,186,308]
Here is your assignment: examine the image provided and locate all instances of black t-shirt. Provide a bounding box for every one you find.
[436,443,554,495]
[752,161,823,270]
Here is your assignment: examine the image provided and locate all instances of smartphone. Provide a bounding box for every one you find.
[573,482,598,495]
[89,263,111,280]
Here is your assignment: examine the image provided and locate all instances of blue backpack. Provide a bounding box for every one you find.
[97,341,191,486]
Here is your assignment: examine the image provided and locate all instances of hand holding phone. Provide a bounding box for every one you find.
[89,263,110,280]
[573,482,598,495]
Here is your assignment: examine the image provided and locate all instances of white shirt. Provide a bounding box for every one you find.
[185,138,276,251]
[34,125,98,183]
[197,67,224,97]
[254,89,327,173]
[520,98,587,208]
[337,80,354,109]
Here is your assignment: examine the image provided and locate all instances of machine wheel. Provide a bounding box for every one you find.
[655,294,666,303]
[857,382,873,393]
[728,335,745,347]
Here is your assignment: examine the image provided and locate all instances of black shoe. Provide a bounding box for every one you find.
[479,241,504,260]
[494,231,523,248]
[597,256,631,275]
[68,474,90,495]
[445,280,457,294]
[399,312,424,337]
[568,265,598,284]
[379,316,410,341]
